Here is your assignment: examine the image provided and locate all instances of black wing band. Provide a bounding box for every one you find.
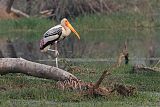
[44,27,62,38]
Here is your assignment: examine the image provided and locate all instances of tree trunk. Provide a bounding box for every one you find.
[0,58,77,81]
[6,0,14,13]
[26,0,32,15]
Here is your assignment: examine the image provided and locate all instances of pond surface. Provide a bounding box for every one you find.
[0,19,160,66]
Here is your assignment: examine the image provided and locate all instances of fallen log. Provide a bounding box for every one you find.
[11,8,29,18]
[0,58,114,96]
[133,64,160,73]
[0,58,77,81]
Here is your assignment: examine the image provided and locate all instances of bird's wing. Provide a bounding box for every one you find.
[40,25,63,50]
[44,25,63,38]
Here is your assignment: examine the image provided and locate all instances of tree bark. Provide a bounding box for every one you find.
[26,0,32,15]
[133,64,160,73]
[0,58,77,81]
[6,0,14,13]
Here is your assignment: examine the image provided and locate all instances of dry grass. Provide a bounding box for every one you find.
[0,8,16,19]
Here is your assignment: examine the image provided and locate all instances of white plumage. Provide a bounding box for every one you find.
[39,18,80,67]
[40,18,80,52]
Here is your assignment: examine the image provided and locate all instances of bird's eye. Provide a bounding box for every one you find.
[65,20,68,25]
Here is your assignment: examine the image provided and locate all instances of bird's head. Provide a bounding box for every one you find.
[61,18,80,39]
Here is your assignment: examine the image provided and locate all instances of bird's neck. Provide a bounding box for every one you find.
[63,26,71,36]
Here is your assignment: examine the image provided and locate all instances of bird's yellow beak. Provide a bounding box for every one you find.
[66,22,80,39]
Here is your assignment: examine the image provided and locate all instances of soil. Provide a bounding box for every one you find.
[0,7,19,19]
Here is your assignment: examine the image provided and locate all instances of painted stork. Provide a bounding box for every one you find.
[40,18,80,68]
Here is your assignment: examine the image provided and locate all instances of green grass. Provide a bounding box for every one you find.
[0,18,54,41]
[0,64,160,106]
[0,13,159,58]
[0,12,160,106]
[0,13,157,58]
[0,12,156,42]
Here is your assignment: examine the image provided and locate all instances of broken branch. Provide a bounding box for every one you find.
[133,64,160,73]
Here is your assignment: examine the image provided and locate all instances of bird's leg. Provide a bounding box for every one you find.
[47,42,59,68]
[55,41,59,68]
[47,49,59,55]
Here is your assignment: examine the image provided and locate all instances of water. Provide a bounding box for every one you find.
[1,27,160,66]
[1,22,160,106]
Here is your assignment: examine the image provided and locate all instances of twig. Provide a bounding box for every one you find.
[93,70,110,89]
[153,59,160,68]
[93,54,124,89]
[94,42,129,89]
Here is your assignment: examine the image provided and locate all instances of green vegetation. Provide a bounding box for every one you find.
[0,12,156,41]
[0,10,160,106]
[0,18,53,41]
[0,13,158,52]
[0,64,160,106]
[1,13,159,58]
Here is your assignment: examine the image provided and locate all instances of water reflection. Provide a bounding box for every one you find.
[0,27,160,66]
